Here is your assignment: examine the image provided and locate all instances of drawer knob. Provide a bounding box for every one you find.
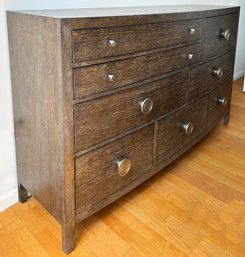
[213,67,224,78]
[117,158,132,177]
[107,74,115,81]
[140,98,153,115]
[216,96,227,106]
[187,54,194,60]
[189,28,196,34]
[108,39,117,47]
[220,29,231,40]
[181,121,194,135]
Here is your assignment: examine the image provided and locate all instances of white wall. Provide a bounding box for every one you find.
[0,0,244,211]
[0,0,18,211]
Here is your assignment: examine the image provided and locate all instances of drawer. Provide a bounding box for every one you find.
[203,14,238,59]
[157,96,208,162]
[75,125,154,214]
[208,78,232,126]
[74,72,187,152]
[74,43,201,99]
[72,19,203,63]
[188,51,235,101]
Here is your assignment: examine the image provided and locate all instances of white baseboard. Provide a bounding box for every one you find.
[0,188,18,212]
[233,70,245,81]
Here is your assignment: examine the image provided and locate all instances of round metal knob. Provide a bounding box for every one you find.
[140,98,153,115]
[181,121,194,135]
[108,39,117,47]
[117,158,132,177]
[187,54,194,60]
[189,28,196,34]
[107,74,115,81]
[220,29,231,40]
[216,96,227,106]
[213,67,224,78]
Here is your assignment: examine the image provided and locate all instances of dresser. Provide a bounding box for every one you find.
[7,5,240,253]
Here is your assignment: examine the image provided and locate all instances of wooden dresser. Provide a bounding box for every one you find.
[7,5,240,253]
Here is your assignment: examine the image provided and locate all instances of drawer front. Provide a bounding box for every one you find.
[74,72,187,152]
[75,125,154,214]
[188,51,235,101]
[208,78,232,126]
[157,96,208,162]
[203,14,238,59]
[74,43,201,99]
[72,19,203,63]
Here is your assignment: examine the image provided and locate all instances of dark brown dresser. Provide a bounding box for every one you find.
[7,5,240,253]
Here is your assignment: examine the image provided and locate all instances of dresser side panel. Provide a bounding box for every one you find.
[7,12,64,222]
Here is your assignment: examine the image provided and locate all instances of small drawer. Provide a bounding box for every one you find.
[74,43,201,99]
[157,96,208,162]
[75,125,154,214]
[74,72,187,152]
[208,78,232,126]
[72,19,203,63]
[188,51,235,101]
[203,14,239,59]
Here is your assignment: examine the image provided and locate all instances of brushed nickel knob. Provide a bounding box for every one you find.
[107,74,115,81]
[220,29,231,40]
[108,39,116,47]
[189,28,196,34]
[140,98,153,115]
[116,158,132,177]
[216,96,227,106]
[213,67,224,78]
[181,121,194,135]
[187,54,194,60]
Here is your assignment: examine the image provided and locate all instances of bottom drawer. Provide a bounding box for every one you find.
[208,78,232,126]
[75,125,154,214]
[157,96,208,162]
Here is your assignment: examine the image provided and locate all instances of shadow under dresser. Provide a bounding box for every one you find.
[7,5,240,253]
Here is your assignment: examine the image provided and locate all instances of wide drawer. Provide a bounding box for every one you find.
[157,96,208,163]
[188,51,235,101]
[74,43,201,100]
[72,19,203,63]
[208,78,232,126]
[75,125,154,214]
[74,72,187,152]
[203,14,238,59]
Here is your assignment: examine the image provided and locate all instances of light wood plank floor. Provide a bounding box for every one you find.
[0,78,245,257]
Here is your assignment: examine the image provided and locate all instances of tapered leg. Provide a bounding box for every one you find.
[224,113,230,125]
[18,183,28,203]
[62,221,75,254]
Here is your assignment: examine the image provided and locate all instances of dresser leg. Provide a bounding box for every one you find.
[224,113,230,125]
[18,184,28,203]
[62,222,75,254]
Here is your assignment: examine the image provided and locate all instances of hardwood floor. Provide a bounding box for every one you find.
[0,78,245,257]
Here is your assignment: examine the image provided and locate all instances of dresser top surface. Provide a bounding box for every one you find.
[9,5,239,19]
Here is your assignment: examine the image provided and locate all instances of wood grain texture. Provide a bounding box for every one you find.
[73,43,201,99]
[75,125,154,214]
[74,71,187,152]
[157,96,208,162]
[60,23,76,253]
[7,12,64,223]
[75,116,221,223]
[203,13,239,59]
[188,51,235,101]
[7,6,239,254]
[0,78,244,257]
[208,78,232,126]
[60,6,240,29]
[72,19,203,63]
